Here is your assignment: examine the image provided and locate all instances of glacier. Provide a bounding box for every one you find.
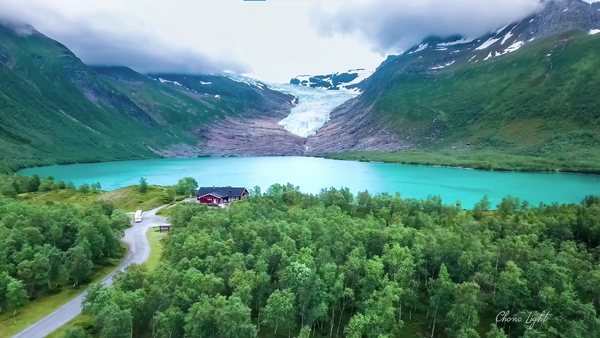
[268,83,359,138]
[224,74,363,138]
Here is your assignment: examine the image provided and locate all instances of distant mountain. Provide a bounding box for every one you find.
[307,0,600,168]
[0,23,297,172]
[290,69,373,91]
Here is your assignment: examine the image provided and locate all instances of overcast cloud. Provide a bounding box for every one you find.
[0,1,250,75]
[315,0,546,54]
[0,0,575,81]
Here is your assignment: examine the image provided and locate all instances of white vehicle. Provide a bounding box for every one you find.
[134,210,143,223]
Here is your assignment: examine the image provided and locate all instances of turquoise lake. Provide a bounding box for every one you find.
[17,156,600,208]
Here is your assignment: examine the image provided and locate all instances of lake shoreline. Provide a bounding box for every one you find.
[14,156,600,209]
[322,151,600,176]
[12,150,600,176]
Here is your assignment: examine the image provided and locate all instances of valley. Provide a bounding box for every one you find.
[0,0,599,176]
[3,1,600,175]
[3,1,600,337]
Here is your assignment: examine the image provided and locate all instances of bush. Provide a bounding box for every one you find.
[1,184,17,198]
[67,182,76,190]
[39,179,54,192]
[62,326,90,338]
[78,184,90,193]
[28,175,41,192]
[163,186,175,203]
[175,177,199,196]
[139,177,148,194]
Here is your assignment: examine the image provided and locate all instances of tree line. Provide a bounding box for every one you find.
[0,197,131,317]
[0,174,102,197]
[77,184,600,338]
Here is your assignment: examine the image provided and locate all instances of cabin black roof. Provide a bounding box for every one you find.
[197,186,247,198]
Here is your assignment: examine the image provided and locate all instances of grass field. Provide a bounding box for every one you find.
[143,227,166,271]
[95,185,169,212]
[0,244,129,337]
[15,185,171,212]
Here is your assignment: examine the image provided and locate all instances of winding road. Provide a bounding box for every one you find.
[13,205,168,338]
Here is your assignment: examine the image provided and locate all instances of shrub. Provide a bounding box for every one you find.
[139,177,148,194]
[78,184,90,193]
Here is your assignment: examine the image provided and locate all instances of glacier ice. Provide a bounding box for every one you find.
[268,83,359,138]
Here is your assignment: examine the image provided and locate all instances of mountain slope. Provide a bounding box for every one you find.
[0,24,297,172]
[0,24,172,172]
[308,0,600,172]
[96,70,303,157]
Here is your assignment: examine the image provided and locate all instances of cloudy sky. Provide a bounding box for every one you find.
[0,0,575,82]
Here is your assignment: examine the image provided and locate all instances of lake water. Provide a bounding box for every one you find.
[17,157,600,208]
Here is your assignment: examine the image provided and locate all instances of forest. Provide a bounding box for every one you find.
[0,194,130,318]
[68,184,600,338]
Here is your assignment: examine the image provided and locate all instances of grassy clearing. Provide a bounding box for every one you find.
[143,227,166,271]
[0,244,128,337]
[16,185,171,212]
[15,189,104,207]
[325,149,600,174]
[95,185,168,212]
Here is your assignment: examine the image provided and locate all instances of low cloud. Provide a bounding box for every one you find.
[315,0,544,54]
[0,1,250,75]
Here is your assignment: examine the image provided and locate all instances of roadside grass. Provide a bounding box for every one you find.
[155,202,184,217]
[143,227,166,271]
[155,204,175,217]
[0,244,129,337]
[45,314,95,338]
[47,228,167,337]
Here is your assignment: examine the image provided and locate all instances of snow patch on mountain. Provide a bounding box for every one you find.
[590,29,600,35]
[476,37,501,50]
[158,78,183,87]
[430,61,455,70]
[409,43,429,54]
[290,69,373,91]
[497,41,525,56]
[437,38,474,47]
[494,25,510,35]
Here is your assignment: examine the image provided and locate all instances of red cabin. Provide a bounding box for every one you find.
[197,186,249,205]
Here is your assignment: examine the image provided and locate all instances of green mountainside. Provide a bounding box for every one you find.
[314,0,600,172]
[365,31,600,149]
[320,36,600,171]
[0,24,291,173]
